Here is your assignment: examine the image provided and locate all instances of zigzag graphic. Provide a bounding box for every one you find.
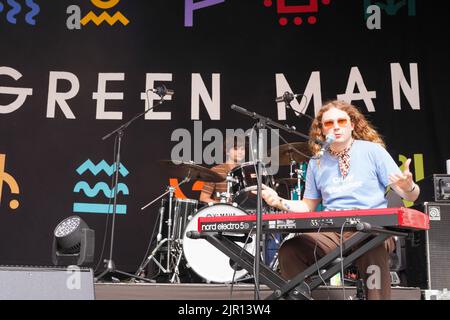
[6,0,21,24]
[0,0,40,25]
[76,159,129,177]
[74,181,129,198]
[80,11,129,26]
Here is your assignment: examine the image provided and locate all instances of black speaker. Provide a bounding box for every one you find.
[433,174,450,202]
[405,202,450,290]
[0,266,95,300]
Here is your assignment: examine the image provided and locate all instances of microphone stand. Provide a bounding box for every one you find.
[285,101,315,122]
[255,116,265,300]
[95,92,169,283]
[231,104,321,144]
[230,104,320,299]
[277,92,314,122]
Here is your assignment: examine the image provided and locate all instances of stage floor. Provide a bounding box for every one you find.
[94,283,422,300]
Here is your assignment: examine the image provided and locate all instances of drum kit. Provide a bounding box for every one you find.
[135,142,312,284]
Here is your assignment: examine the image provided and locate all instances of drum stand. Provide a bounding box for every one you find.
[136,176,191,283]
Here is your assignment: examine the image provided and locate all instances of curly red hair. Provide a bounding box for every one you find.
[309,100,385,155]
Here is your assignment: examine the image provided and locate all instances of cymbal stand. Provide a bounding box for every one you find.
[289,157,296,200]
[286,148,299,201]
[136,175,190,281]
[296,162,305,200]
[170,240,184,283]
[286,151,305,201]
[224,174,237,203]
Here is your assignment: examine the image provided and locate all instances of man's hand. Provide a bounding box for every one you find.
[389,158,415,193]
[251,184,281,208]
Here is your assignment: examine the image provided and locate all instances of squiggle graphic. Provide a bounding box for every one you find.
[80,11,129,26]
[74,158,130,215]
[76,159,129,177]
[74,181,129,198]
[25,0,39,25]
[0,0,40,25]
[6,0,21,24]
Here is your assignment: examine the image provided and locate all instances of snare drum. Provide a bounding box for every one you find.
[182,203,255,283]
[229,162,274,208]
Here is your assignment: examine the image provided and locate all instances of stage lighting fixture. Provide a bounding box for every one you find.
[52,216,95,266]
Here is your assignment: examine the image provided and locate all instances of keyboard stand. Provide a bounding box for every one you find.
[199,226,408,300]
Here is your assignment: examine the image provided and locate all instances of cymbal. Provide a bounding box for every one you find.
[159,160,225,183]
[271,142,311,166]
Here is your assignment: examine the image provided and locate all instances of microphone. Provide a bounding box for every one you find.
[277,92,315,121]
[148,85,174,98]
[231,104,249,114]
[317,133,336,157]
[275,91,302,103]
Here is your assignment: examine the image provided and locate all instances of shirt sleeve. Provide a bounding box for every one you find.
[373,144,402,188]
[200,164,226,199]
[303,159,322,199]
[200,181,215,198]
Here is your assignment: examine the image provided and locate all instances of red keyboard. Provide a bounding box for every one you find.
[198,207,430,233]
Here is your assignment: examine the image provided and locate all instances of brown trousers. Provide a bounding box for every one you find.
[278,232,395,300]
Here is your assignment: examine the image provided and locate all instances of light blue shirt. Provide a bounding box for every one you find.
[304,140,402,211]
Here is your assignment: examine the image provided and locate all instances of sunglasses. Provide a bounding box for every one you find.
[322,118,349,130]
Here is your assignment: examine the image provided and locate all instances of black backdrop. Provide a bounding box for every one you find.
[1,0,449,272]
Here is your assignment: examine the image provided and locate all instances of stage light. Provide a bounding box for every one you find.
[52,216,95,266]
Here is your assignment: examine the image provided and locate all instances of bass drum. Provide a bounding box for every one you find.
[182,203,255,283]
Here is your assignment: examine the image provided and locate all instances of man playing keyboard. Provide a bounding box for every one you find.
[259,100,419,300]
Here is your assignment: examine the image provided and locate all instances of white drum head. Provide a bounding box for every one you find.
[183,203,255,283]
